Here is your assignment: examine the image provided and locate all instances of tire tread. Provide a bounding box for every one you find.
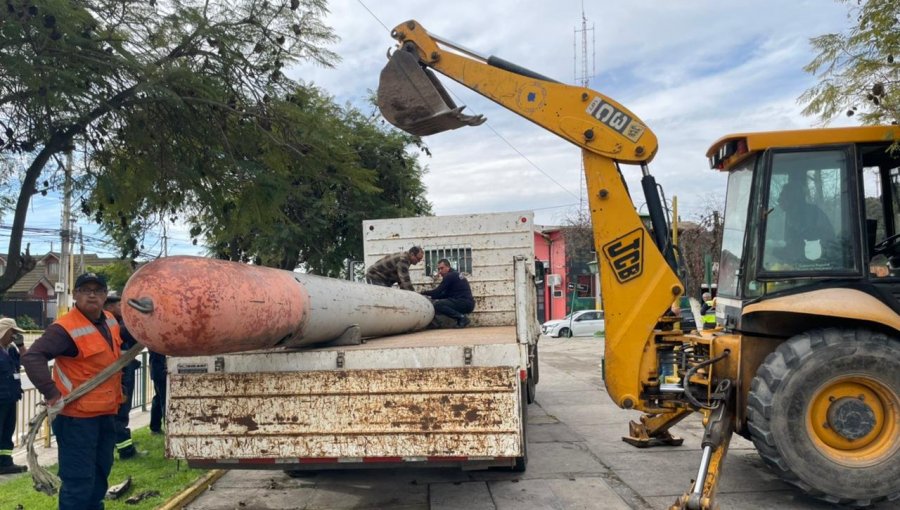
[747,328,897,508]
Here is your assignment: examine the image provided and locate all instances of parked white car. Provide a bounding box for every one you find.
[541,310,605,338]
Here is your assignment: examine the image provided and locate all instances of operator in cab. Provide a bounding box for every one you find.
[767,175,836,269]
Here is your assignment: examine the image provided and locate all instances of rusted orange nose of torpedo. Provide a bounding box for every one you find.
[121,256,310,356]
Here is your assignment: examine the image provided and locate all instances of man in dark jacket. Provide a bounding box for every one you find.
[104,294,144,460]
[0,317,26,474]
[421,259,475,328]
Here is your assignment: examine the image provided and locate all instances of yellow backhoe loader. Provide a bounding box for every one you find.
[376,19,899,509]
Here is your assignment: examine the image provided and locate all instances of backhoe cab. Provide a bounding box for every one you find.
[377,19,900,509]
[709,127,900,507]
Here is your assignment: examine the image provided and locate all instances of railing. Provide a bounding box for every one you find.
[14,349,156,447]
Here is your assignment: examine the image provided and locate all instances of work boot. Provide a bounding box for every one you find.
[455,316,470,328]
[0,464,27,474]
[119,445,148,460]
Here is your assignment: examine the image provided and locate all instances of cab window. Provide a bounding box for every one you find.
[758,149,859,278]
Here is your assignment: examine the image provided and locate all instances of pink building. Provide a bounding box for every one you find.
[533,228,569,322]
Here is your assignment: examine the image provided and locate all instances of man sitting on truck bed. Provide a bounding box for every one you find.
[421,258,475,328]
[365,246,424,291]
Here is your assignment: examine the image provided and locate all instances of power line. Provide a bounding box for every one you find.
[354,0,580,202]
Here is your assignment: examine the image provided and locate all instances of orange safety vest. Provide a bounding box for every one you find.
[52,307,123,418]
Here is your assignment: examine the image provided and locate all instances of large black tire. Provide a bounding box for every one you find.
[559,327,572,338]
[747,329,900,507]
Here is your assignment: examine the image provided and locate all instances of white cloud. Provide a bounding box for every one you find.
[17,0,858,256]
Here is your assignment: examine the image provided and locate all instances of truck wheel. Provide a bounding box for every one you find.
[747,329,900,506]
[512,382,529,472]
[526,343,539,404]
[559,327,572,338]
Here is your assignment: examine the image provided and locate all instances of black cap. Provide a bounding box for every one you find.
[75,272,107,290]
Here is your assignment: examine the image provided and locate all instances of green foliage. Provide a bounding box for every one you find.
[800,0,899,125]
[15,314,38,330]
[0,0,339,292]
[92,83,432,276]
[87,260,134,292]
[0,428,206,510]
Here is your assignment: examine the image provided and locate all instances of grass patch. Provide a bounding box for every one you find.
[0,427,207,509]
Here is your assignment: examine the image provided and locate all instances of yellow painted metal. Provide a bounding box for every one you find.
[671,195,678,249]
[585,153,683,408]
[389,20,658,164]
[807,376,900,466]
[388,20,682,409]
[743,288,900,332]
[157,469,226,510]
[707,125,899,172]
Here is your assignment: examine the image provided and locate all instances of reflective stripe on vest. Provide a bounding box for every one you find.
[52,308,123,418]
[702,300,716,324]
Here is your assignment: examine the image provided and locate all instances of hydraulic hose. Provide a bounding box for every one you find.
[682,349,730,410]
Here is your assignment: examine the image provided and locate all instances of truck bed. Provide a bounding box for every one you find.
[167,326,526,468]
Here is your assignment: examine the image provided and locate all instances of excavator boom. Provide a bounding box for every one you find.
[375,20,743,510]
[378,18,683,409]
[378,21,658,164]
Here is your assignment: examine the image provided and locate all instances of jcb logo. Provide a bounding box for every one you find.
[603,229,643,283]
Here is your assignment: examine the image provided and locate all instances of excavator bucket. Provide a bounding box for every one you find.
[377,49,485,136]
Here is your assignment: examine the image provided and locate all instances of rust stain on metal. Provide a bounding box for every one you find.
[233,416,259,432]
[168,366,522,459]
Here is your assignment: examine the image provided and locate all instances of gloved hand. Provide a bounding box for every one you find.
[44,396,65,422]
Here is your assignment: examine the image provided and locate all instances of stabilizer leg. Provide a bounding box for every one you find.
[622,408,691,448]
[671,379,735,510]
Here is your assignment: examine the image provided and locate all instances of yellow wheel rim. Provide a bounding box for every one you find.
[807,376,900,466]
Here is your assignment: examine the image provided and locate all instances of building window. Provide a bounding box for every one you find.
[424,246,472,276]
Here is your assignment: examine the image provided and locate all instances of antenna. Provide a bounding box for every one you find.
[574,2,595,211]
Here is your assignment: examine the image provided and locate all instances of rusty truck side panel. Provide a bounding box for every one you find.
[168,366,522,461]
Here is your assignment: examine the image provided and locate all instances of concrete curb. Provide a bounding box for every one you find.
[157,469,226,510]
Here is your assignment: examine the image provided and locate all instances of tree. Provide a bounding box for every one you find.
[800,0,899,125]
[561,208,595,280]
[87,260,134,293]
[677,196,724,299]
[0,0,338,293]
[92,84,432,276]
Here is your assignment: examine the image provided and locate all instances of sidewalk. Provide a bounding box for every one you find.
[1,408,152,480]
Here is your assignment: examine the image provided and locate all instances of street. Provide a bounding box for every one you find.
[185,337,863,510]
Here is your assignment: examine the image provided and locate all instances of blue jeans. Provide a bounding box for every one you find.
[52,414,116,510]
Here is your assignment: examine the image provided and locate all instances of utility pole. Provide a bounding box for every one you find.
[77,227,83,276]
[56,152,73,317]
[162,221,168,257]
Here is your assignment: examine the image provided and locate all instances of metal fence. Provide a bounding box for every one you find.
[14,349,156,447]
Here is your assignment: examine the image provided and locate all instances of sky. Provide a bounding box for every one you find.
[8,0,857,259]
